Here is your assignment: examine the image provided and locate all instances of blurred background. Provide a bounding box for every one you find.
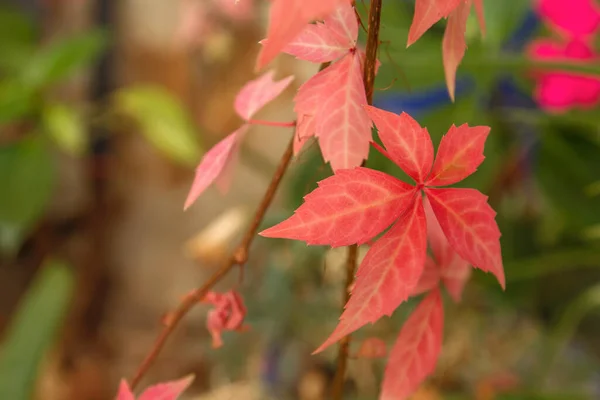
[1,0,599,399]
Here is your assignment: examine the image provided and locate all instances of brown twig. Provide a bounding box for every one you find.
[331,1,382,399]
[129,137,295,389]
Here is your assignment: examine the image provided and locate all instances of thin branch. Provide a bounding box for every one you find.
[129,137,295,389]
[331,0,383,399]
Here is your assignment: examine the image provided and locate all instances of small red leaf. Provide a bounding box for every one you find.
[473,0,486,37]
[279,23,349,63]
[205,290,248,348]
[256,0,350,69]
[279,1,357,63]
[410,256,440,297]
[184,127,246,210]
[425,197,470,302]
[356,337,387,359]
[380,289,444,400]
[424,187,504,289]
[314,195,427,353]
[260,167,416,247]
[314,52,372,170]
[115,375,195,400]
[324,1,358,48]
[426,124,490,187]
[137,375,195,400]
[442,0,471,101]
[364,106,434,184]
[408,0,462,47]
[116,381,135,400]
[234,70,294,121]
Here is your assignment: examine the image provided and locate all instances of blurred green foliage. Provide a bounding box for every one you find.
[0,4,204,256]
[0,259,74,400]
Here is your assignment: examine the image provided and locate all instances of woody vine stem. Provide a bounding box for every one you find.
[129,138,295,389]
[331,0,382,398]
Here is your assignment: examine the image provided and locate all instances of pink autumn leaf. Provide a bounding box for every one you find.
[426,124,490,187]
[410,255,441,297]
[324,1,358,48]
[260,167,416,246]
[537,0,600,37]
[442,0,472,101]
[115,375,194,400]
[313,52,372,170]
[424,187,505,289]
[408,0,462,46]
[473,0,486,37]
[380,289,444,400]
[364,105,434,185]
[234,70,294,121]
[278,1,357,63]
[184,126,246,210]
[424,197,470,302]
[314,195,427,353]
[278,23,349,63]
[256,0,351,69]
[205,290,248,348]
[356,337,388,359]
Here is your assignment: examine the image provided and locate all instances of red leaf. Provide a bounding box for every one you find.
[256,0,350,69]
[364,106,434,184]
[380,289,444,400]
[205,290,248,348]
[184,127,246,210]
[410,255,440,297]
[426,124,490,187]
[314,52,372,170]
[260,167,416,247]
[356,337,387,359]
[279,2,357,63]
[137,375,195,400]
[408,0,462,46]
[294,60,336,117]
[116,381,135,400]
[424,197,470,302]
[473,0,486,37]
[314,195,427,353]
[424,187,504,289]
[234,70,294,120]
[442,0,471,101]
[115,375,194,400]
[324,2,358,48]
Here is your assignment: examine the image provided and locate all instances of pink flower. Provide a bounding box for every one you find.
[528,0,600,112]
[528,38,600,112]
[536,0,600,38]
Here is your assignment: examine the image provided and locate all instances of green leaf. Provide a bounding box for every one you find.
[0,5,36,48]
[21,29,107,89]
[113,85,203,166]
[0,5,37,72]
[42,103,87,156]
[0,81,36,124]
[0,136,55,255]
[0,259,74,400]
